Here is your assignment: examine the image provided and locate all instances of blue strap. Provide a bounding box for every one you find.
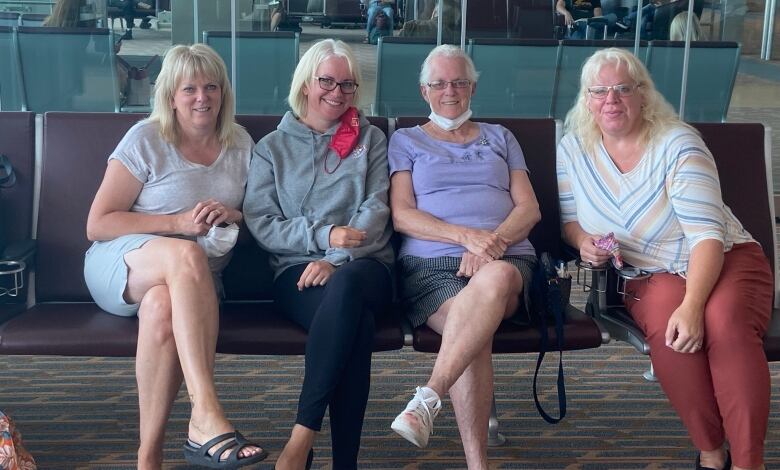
[532,281,567,424]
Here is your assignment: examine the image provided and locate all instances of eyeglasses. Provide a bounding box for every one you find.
[426,79,472,90]
[587,83,641,100]
[314,76,359,94]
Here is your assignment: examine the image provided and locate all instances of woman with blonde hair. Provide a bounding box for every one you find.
[84,44,266,469]
[670,11,702,41]
[43,0,85,27]
[558,47,771,470]
[244,38,394,470]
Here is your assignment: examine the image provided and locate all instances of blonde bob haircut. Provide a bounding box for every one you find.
[148,44,239,147]
[564,48,691,157]
[288,39,361,119]
[419,44,480,85]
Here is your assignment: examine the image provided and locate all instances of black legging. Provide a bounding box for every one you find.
[273,258,392,469]
[122,1,136,30]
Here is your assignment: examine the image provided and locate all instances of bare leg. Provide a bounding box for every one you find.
[136,285,184,470]
[124,238,263,460]
[425,261,521,396]
[270,11,282,31]
[698,447,727,469]
[448,349,493,470]
[394,261,522,467]
[275,424,316,470]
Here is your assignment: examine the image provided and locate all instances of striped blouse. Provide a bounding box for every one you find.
[556,125,754,275]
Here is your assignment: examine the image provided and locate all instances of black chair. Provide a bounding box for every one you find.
[0,112,35,324]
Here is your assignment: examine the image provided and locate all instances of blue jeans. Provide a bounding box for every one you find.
[366,1,393,33]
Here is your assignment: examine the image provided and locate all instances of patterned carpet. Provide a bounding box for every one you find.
[2,289,780,469]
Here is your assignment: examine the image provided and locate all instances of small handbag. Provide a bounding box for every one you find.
[529,252,572,424]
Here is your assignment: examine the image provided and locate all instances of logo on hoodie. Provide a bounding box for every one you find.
[350,144,367,159]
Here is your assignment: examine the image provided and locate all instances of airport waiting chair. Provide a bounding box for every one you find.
[0,26,25,111]
[19,13,48,26]
[203,31,299,115]
[0,11,19,27]
[646,40,739,122]
[552,39,647,120]
[16,26,121,112]
[0,112,35,324]
[586,123,780,377]
[509,0,556,39]
[374,36,436,117]
[467,38,560,118]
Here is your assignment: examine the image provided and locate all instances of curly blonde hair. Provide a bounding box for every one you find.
[564,48,691,157]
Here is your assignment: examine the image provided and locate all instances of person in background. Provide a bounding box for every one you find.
[43,0,92,27]
[365,0,394,43]
[669,11,702,40]
[84,44,266,470]
[119,0,154,40]
[556,0,603,38]
[243,38,394,470]
[44,0,130,114]
[557,47,771,470]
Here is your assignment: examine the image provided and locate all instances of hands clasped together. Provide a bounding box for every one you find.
[176,199,240,236]
[456,229,509,278]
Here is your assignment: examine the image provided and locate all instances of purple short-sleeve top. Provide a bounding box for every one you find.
[388,122,536,258]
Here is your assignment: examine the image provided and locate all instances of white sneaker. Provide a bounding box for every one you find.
[391,386,441,448]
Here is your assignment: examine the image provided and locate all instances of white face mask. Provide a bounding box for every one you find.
[428,108,473,131]
[197,223,239,258]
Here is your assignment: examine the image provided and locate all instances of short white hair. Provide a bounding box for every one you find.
[419,44,479,85]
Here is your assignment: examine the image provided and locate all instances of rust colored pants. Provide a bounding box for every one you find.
[625,243,772,468]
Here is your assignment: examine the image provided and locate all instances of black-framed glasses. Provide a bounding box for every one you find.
[314,76,359,94]
[426,79,472,90]
[587,83,641,100]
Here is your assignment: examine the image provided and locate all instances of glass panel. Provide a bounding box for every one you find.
[725,0,780,196]
[223,30,299,114]
[17,26,120,112]
[0,0,55,15]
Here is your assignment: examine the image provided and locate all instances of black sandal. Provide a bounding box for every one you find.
[183,431,268,469]
[694,450,731,470]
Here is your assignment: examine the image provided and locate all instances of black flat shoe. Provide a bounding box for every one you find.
[695,450,731,470]
[305,448,314,470]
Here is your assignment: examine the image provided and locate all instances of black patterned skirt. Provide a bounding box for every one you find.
[398,254,537,328]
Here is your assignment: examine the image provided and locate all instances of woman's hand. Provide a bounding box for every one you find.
[665,301,705,353]
[561,9,573,25]
[174,210,211,236]
[297,260,336,291]
[457,251,490,278]
[330,226,367,248]
[578,235,612,266]
[192,199,241,226]
[460,228,508,262]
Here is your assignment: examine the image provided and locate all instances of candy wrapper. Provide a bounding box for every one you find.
[594,232,624,269]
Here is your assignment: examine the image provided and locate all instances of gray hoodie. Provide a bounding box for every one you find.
[244,111,395,279]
